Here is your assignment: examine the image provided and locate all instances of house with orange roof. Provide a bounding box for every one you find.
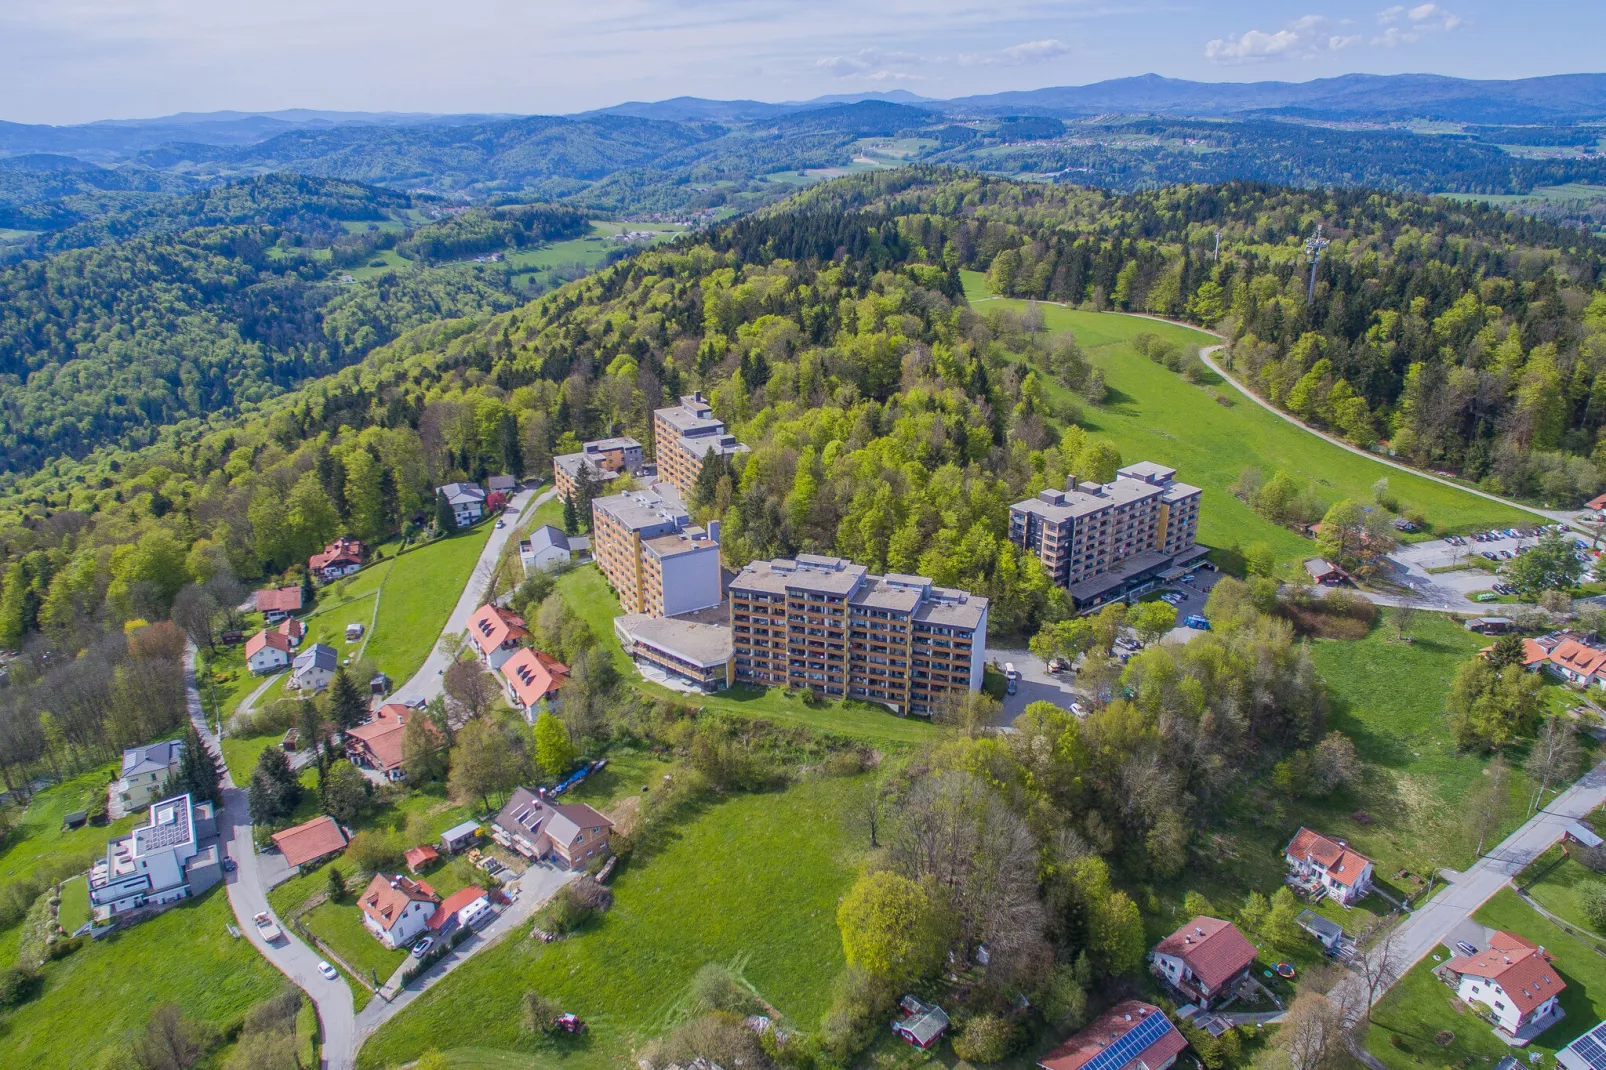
[1441,931,1566,1039]
[358,873,439,950]
[345,703,431,782]
[1284,827,1374,906]
[310,537,364,582]
[1038,1001,1187,1070]
[245,629,294,674]
[498,648,570,714]
[1545,638,1606,688]
[271,815,348,872]
[465,604,530,672]
[403,844,438,874]
[1148,916,1258,1007]
[256,585,304,623]
[427,885,491,935]
[276,617,305,647]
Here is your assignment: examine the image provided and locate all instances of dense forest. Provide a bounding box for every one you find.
[0,175,590,473]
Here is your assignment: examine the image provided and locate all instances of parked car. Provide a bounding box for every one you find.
[318,961,338,981]
[412,937,434,958]
[253,912,282,942]
[1456,941,1479,957]
[1069,702,1086,716]
[1482,551,1498,560]
[1500,549,1514,559]
[1184,615,1211,630]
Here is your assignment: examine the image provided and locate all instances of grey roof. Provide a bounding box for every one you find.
[1118,461,1177,484]
[1568,820,1605,848]
[1161,480,1203,503]
[656,392,723,436]
[1305,558,1341,576]
[132,794,196,856]
[913,589,989,631]
[494,787,612,850]
[441,819,480,842]
[731,555,868,597]
[585,435,641,452]
[616,613,734,667]
[892,997,950,1045]
[643,527,718,560]
[1295,909,1344,940]
[527,525,570,553]
[554,452,620,484]
[294,643,338,673]
[122,740,183,777]
[592,487,688,534]
[437,482,486,505]
[1013,475,1164,523]
[487,475,517,492]
[1068,549,1174,602]
[679,433,749,460]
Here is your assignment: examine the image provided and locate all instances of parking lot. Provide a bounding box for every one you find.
[1391,524,1590,604]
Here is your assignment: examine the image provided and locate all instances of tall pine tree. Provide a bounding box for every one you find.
[435,491,457,534]
[162,722,222,807]
[328,668,367,730]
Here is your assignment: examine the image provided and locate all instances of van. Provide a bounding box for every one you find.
[1004,662,1020,680]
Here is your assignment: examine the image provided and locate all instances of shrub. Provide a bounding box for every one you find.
[689,963,758,1016]
[521,990,559,1035]
[535,883,602,935]
[0,966,38,1007]
[819,967,895,1061]
[1582,881,1606,931]
[952,1015,1019,1063]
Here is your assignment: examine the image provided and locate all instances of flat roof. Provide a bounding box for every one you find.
[1014,475,1164,523]
[730,555,868,597]
[643,528,717,559]
[616,613,734,666]
[1068,549,1173,601]
[592,488,688,533]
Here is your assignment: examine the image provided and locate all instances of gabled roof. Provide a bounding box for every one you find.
[294,643,339,673]
[277,617,305,640]
[494,787,613,851]
[427,885,489,930]
[487,475,517,492]
[1550,639,1606,678]
[1039,1001,1186,1070]
[245,629,293,659]
[271,815,348,867]
[438,482,486,505]
[1285,827,1373,887]
[499,648,570,707]
[122,740,183,777]
[1522,638,1553,667]
[467,604,528,655]
[360,874,440,932]
[1588,493,1606,511]
[310,537,364,571]
[1153,916,1258,990]
[404,844,439,870]
[1446,931,1564,1015]
[527,525,570,554]
[256,586,304,613]
[345,704,419,772]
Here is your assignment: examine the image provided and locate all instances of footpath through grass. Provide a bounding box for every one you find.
[359,773,867,1070]
[964,271,1535,568]
[555,566,941,744]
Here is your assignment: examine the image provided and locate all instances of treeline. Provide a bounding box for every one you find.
[396,203,589,262]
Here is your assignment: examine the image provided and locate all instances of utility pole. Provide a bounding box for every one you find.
[1304,223,1330,303]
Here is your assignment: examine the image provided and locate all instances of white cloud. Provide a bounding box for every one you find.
[1205,15,1353,64]
[816,48,926,78]
[958,39,1072,67]
[1373,3,1462,44]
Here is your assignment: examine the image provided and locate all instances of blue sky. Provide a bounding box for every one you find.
[2,0,1603,125]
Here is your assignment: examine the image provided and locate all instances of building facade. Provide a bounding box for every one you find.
[1010,461,1204,610]
[614,613,734,692]
[89,793,221,919]
[652,391,749,497]
[552,436,644,502]
[591,487,722,616]
[115,741,185,812]
[729,555,988,716]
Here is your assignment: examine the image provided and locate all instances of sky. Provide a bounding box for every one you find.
[3,0,1604,125]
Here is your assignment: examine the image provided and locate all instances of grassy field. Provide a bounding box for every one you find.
[0,761,137,884]
[554,566,943,744]
[505,221,685,289]
[962,272,1537,569]
[364,526,494,688]
[1518,838,1606,945]
[3,887,284,1069]
[58,874,90,932]
[1368,888,1606,1067]
[306,898,408,986]
[358,773,867,1070]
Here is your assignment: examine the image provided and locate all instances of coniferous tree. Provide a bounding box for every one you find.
[435,491,457,534]
[562,495,579,536]
[248,746,301,825]
[498,411,524,480]
[328,668,367,730]
[162,721,223,807]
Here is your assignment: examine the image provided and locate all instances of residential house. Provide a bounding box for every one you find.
[520,525,580,573]
[1284,827,1375,905]
[358,874,440,950]
[1545,637,1606,689]
[114,741,185,812]
[498,648,570,714]
[88,793,221,919]
[437,482,487,525]
[345,703,432,782]
[1038,1001,1187,1070]
[1587,493,1606,515]
[257,586,304,623]
[1305,558,1351,586]
[309,538,364,581]
[426,885,491,936]
[1296,910,1347,952]
[493,786,614,869]
[614,613,733,692]
[552,436,643,501]
[277,617,305,647]
[891,995,950,1050]
[1465,617,1515,635]
[245,630,293,674]
[290,643,339,692]
[466,604,530,672]
[487,474,518,496]
[1148,916,1258,1007]
[271,814,348,872]
[1442,931,1566,1038]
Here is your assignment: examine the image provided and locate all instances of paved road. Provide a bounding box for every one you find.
[388,485,551,708]
[184,646,357,1070]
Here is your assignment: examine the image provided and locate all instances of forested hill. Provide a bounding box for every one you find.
[0,174,589,474]
[6,171,1606,661]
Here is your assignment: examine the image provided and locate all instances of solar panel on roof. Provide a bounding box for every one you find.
[1568,1023,1606,1070]
[1081,1012,1173,1070]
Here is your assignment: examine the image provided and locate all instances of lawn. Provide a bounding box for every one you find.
[2,887,284,1069]
[1517,838,1606,949]
[0,761,137,884]
[1368,888,1606,1067]
[364,525,494,688]
[554,566,942,745]
[358,773,868,1069]
[58,874,90,933]
[305,897,408,988]
[963,271,1538,570]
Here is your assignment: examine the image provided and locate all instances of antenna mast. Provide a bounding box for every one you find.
[1303,223,1330,303]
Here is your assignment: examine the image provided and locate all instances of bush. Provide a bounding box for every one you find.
[689,963,759,1016]
[952,1015,1019,1063]
[0,966,38,1007]
[1582,881,1606,931]
[535,882,602,935]
[819,967,895,1061]
[521,990,560,1035]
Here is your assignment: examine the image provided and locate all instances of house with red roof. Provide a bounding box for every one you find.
[245,629,293,674]
[427,885,491,935]
[358,874,439,950]
[271,815,348,872]
[1039,1001,1187,1070]
[403,844,439,874]
[1149,916,1258,1007]
[310,538,364,582]
[465,604,530,672]
[256,585,304,623]
[1546,638,1606,689]
[498,648,570,713]
[345,703,429,782]
[1284,827,1374,906]
[276,617,305,647]
[1441,931,1566,1038]
[1587,493,1606,514]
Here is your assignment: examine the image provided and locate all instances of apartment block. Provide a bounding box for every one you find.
[652,391,749,497]
[1009,461,1205,610]
[729,554,989,716]
[553,435,644,502]
[591,486,723,616]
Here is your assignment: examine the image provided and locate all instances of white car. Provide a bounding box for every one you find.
[317,961,338,981]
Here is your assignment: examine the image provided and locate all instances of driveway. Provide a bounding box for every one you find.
[388,484,552,709]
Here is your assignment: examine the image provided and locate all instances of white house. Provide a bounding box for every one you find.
[520,525,577,573]
[245,629,293,674]
[290,643,339,692]
[1445,931,1566,1038]
[437,482,486,526]
[1284,827,1375,906]
[359,874,440,950]
[88,793,222,919]
[114,741,185,812]
[1148,916,1258,1008]
[465,604,529,673]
